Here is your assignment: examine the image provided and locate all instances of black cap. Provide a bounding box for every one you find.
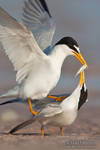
[56,37,79,53]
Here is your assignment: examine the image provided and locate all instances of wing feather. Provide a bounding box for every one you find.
[39,103,62,117]
[22,0,56,50]
[0,7,46,83]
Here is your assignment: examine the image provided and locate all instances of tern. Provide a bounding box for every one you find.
[0,0,87,115]
[0,65,86,106]
[8,66,88,136]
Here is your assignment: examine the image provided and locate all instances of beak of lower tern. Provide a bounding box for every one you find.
[73,51,88,68]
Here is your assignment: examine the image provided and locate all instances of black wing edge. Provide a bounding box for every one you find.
[24,0,51,18]
[9,118,36,134]
[0,99,21,105]
[39,0,51,17]
[78,84,88,110]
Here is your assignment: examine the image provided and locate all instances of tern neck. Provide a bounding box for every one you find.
[61,84,81,111]
[66,85,81,106]
[72,85,81,101]
[50,45,71,68]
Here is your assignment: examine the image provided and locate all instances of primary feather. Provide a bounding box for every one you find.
[0,7,47,84]
[22,0,56,50]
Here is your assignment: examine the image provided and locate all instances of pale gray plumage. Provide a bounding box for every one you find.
[0,7,47,84]
[0,1,87,102]
[22,0,56,50]
[0,7,72,100]
[38,103,62,117]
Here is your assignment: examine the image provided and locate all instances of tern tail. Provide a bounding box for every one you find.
[9,117,36,134]
[0,86,19,99]
[0,98,23,105]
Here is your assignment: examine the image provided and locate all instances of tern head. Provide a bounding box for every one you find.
[56,37,88,68]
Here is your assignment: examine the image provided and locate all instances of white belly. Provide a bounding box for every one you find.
[20,61,60,99]
[40,110,77,127]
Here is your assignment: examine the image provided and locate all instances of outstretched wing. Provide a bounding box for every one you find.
[22,0,56,50]
[0,7,47,84]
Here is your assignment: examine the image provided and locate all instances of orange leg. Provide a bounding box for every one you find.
[41,126,44,136]
[60,127,63,136]
[48,95,67,102]
[28,98,38,115]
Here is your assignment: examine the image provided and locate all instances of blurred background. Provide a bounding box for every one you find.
[0,0,99,136]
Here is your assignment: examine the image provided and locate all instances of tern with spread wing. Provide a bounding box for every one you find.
[0,0,87,115]
[9,66,88,136]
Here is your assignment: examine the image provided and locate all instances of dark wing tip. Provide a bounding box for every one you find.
[9,118,36,134]
[9,127,18,134]
[0,99,20,105]
[39,0,51,17]
[78,84,88,110]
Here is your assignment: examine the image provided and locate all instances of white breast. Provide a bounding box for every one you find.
[20,58,61,99]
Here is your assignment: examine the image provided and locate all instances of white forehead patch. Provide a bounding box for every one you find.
[84,83,87,91]
[74,45,80,53]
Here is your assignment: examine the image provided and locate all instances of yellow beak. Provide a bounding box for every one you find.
[73,51,88,68]
[79,71,85,86]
